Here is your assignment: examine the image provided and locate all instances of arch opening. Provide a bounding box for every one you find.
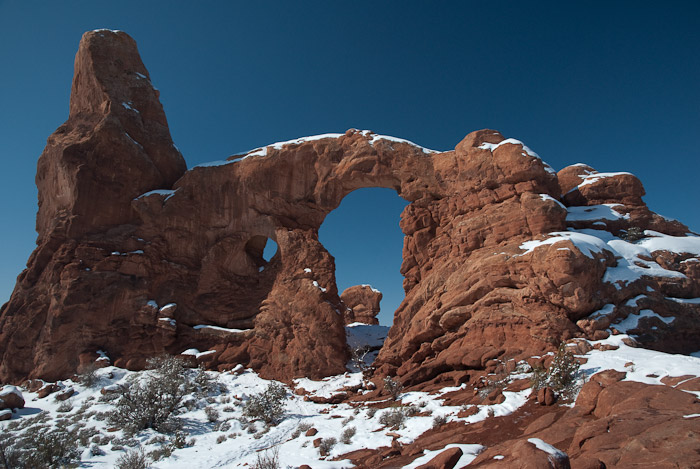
[319,187,408,326]
[245,236,278,271]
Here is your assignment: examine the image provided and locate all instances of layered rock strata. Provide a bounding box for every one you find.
[1,30,698,387]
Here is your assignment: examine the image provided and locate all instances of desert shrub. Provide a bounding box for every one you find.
[216,434,227,444]
[340,426,356,444]
[432,415,447,428]
[205,406,219,422]
[341,415,354,426]
[56,399,74,413]
[193,366,223,397]
[147,444,174,461]
[242,383,287,425]
[291,421,312,438]
[89,443,106,456]
[170,431,192,449]
[383,376,403,400]
[350,345,372,371]
[214,420,231,432]
[319,437,337,456]
[108,355,191,434]
[252,446,280,469]
[379,407,407,429]
[1,425,81,468]
[77,363,101,388]
[402,404,419,417]
[116,447,149,469]
[77,426,100,447]
[620,226,644,242]
[366,407,378,418]
[531,343,581,398]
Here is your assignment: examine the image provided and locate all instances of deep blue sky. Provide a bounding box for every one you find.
[1,2,698,324]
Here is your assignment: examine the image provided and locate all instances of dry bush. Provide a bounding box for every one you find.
[116,447,150,469]
[243,383,287,425]
[319,437,337,456]
[108,355,191,434]
[383,376,403,400]
[340,426,356,444]
[252,446,280,469]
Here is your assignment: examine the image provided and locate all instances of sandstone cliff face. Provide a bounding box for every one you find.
[1,31,699,387]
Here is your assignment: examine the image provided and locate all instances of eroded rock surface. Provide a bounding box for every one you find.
[341,285,382,325]
[1,31,699,387]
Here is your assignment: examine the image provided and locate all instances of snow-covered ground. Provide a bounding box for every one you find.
[2,330,699,468]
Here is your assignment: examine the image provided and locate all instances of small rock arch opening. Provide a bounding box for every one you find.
[245,235,278,271]
[319,187,408,326]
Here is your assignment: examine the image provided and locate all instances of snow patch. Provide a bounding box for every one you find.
[528,438,567,458]
[135,189,178,201]
[566,204,630,222]
[193,159,237,168]
[478,138,556,174]
[402,444,485,469]
[518,232,610,259]
[539,194,566,210]
[0,386,23,400]
[582,334,700,386]
[368,132,440,154]
[578,172,634,188]
[121,101,139,113]
[667,297,700,305]
[193,325,250,334]
[613,309,674,333]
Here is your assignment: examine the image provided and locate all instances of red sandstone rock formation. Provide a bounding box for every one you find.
[0,30,698,389]
[341,285,382,325]
[344,369,700,468]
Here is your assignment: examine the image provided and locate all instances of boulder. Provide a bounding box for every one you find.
[0,386,25,410]
[416,447,463,469]
[341,285,382,325]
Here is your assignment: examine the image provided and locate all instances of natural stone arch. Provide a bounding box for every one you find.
[10,30,695,389]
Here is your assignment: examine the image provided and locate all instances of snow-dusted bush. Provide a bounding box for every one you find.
[319,437,337,456]
[116,447,149,469]
[108,355,191,434]
[252,446,280,469]
[291,421,312,438]
[193,365,223,397]
[620,226,644,242]
[350,345,372,371]
[56,399,74,413]
[242,382,287,425]
[340,426,356,444]
[205,406,219,422]
[383,376,403,400]
[531,343,581,398]
[77,363,101,388]
[432,414,447,428]
[378,407,407,429]
[0,424,80,468]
